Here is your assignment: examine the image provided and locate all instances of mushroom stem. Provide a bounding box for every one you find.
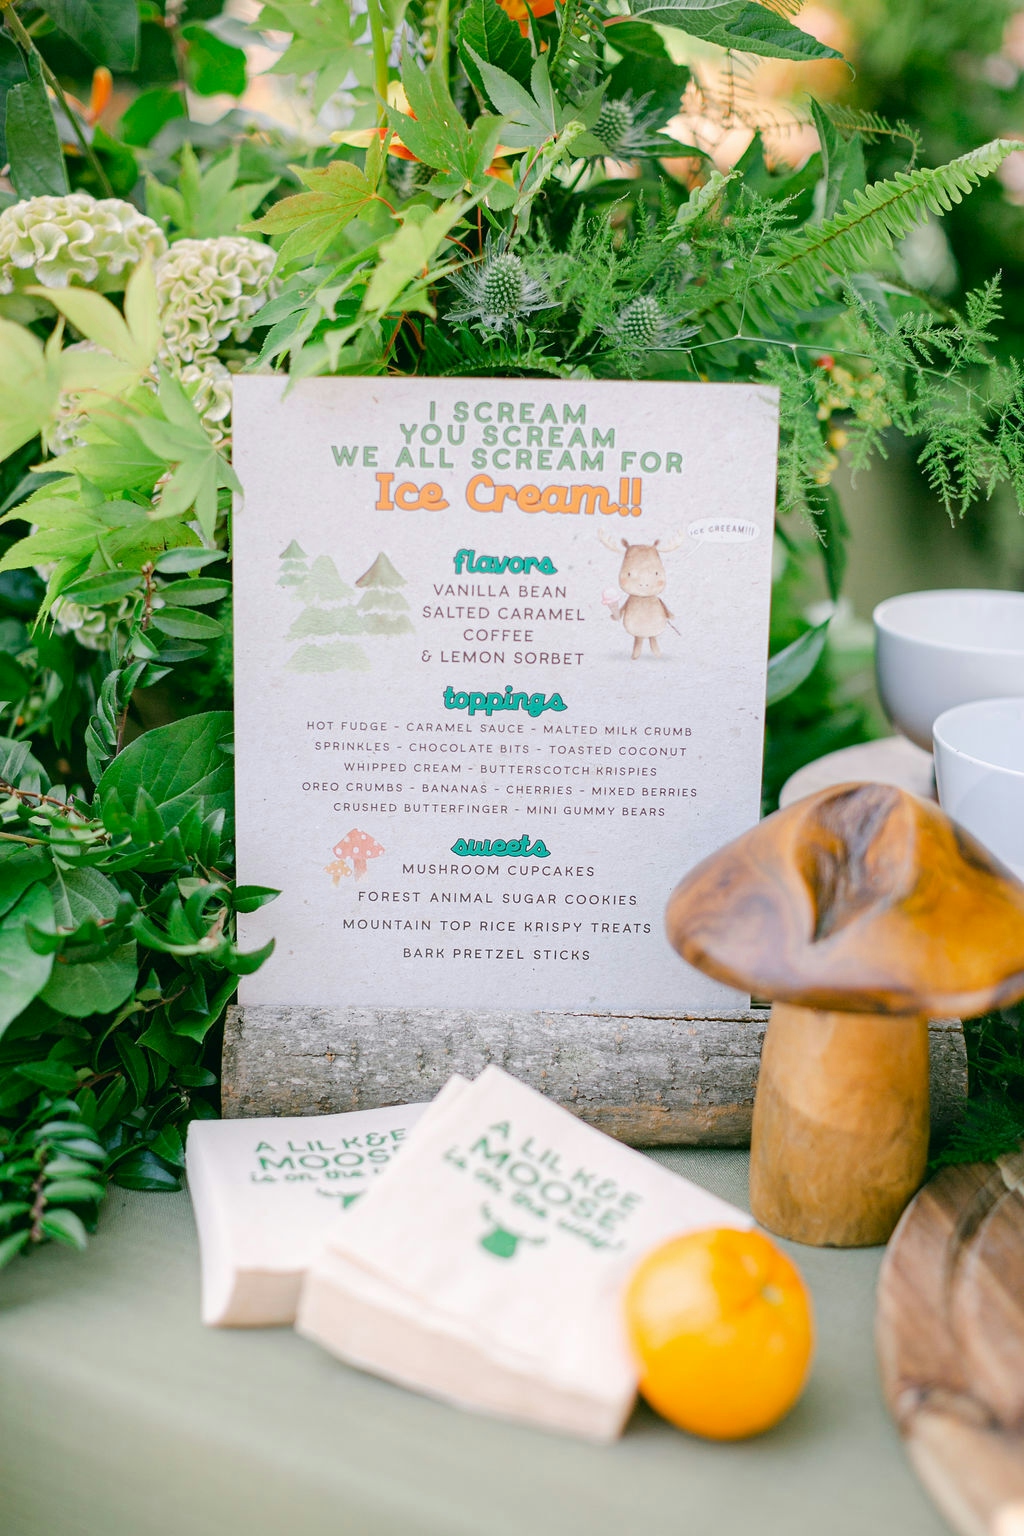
[750,1003,930,1247]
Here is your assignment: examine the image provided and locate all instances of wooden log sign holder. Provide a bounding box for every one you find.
[222,1006,966,1146]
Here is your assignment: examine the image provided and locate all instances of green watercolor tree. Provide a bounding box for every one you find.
[355,552,414,637]
[277,540,309,589]
[278,550,370,673]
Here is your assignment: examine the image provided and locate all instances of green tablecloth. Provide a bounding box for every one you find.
[0,1149,951,1536]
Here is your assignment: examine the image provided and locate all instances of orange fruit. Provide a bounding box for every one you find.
[624,1227,814,1440]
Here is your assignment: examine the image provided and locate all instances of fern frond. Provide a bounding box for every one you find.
[821,104,921,167]
[549,0,607,92]
[755,139,1019,320]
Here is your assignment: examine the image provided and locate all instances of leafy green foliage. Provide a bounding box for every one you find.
[932,1005,1024,1168]
[147,146,277,242]
[44,0,139,72]
[620,1,842,60]
[4,53,68,198]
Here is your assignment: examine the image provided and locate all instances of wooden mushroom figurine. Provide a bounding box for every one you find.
[665,783,1024,1248]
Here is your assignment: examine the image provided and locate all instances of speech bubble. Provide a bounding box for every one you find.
[687,518,760,543]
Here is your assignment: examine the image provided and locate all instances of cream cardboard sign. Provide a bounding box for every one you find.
[232,377,778,1014]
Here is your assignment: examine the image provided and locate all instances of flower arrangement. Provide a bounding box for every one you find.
[0,0,1022,1270]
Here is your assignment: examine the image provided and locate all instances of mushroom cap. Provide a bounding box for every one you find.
[665,782,1024,1017]
[335,828,384,858]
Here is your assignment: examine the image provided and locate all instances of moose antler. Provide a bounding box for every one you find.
[598,529,624,553]
[658,529,688,554]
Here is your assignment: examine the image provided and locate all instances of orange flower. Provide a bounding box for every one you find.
[495,0,555,36]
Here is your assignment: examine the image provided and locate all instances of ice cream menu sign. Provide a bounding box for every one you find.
[232,377,778,1016]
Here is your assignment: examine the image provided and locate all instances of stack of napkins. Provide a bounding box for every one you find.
[187,1102,426,1326]
[296,1067,750,1441]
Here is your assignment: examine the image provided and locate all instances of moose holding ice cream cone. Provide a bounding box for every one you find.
[600,530,686,658]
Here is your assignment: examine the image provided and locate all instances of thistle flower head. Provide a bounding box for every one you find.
[0,193,166,295]
[155,236,277,364]
[447,244,556,333]
[606,293,699,354]
[592,91,665,157]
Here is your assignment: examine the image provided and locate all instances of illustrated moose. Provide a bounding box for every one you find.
[600,529,687,659]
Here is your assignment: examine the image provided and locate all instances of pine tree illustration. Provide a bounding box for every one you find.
[277,541,309,589]
[282,554,370,673]
[355,552,414,637]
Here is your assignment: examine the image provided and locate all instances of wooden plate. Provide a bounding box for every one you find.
[877,1150,1024,1536]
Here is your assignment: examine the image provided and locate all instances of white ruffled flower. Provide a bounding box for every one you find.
[0,193,166,295]
[155,236,277,364]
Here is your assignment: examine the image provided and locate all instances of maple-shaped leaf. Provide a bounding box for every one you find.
[146,146,277,240]
[247,159,387,265]
[133,372,241,544]
[466,51,584,150]
[258,0,373,111]
[362,200,468,319]
[389,46,506,191]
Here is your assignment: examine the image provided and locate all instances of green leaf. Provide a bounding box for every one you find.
[98,710,235,838]
[261,0,371,112]
[0,883,55,1036]
[40,1208,89,1249]
[160,577,230,606]
[118,87,185,148]
[363,200,467,318]
[465,49,561,150]
[766,619,831,706]
[147,145,277,241]
[811,483,848,602]
[809,97,866,223]
[249,158,384,266]
[150,606,223,639]
[607,41,691,133]
[393,45,505,183]
[0,317,60,461]
[45,1156,104,1178]
[115,1035,149,1101]
[42,1178,106,1203]
[45,0,140,71]
[154,547,222,573]
[0,848,51,920]
[16,1061,80,1091]
[0,650,31,700]
[0,34,27,166]
[5,53,69,198]
[40,868,137,1018]
[176,1065,217,1087]
[622,1,843,60]
[232,885,279,913]
[458,0,532,93]
[112,1147,181,1191]
[0,1229,29,1268]
[33,261,161,373]
[182,24,248,96]
[61,570,143,606]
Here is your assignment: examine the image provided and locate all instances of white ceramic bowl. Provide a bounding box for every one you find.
[874,589,1024,750]
[933,697,1024,879]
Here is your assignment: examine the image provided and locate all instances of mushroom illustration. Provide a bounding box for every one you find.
[665,783,1024,1247]
[333,828,384,880]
